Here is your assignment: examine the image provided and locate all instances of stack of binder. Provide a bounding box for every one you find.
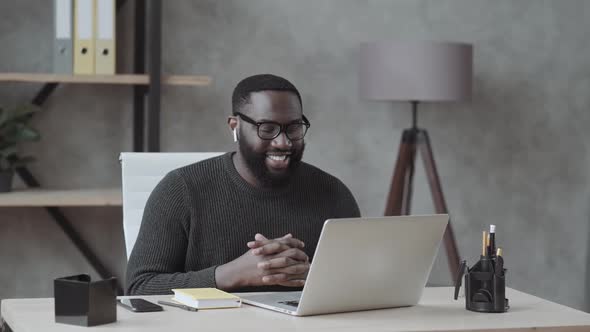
[54,0,116,75]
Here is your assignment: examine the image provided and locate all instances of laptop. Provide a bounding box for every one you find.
[241,214,449,316]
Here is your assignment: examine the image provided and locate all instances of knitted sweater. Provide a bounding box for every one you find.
[126,152,360,295]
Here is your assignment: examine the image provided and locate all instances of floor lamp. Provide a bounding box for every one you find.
[359,41,473,282]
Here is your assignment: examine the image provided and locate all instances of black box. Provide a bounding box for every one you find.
[54,274,117,326]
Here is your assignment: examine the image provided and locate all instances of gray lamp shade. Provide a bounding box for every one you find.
[359,41,473,101]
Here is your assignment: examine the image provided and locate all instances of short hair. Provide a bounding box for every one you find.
[231,74,302,115]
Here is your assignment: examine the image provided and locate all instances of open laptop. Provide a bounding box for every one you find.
[240,214,449,316]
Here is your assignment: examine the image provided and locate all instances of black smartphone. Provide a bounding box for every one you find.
[117,299,163,312]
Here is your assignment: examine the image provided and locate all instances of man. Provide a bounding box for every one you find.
[126,74,360,295]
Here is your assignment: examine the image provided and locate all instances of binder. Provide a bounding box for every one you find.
[74,0,95,74]
[54,0,73,73]
[95,0,115,75]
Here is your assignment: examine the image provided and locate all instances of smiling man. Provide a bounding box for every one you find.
[126,74,360,295]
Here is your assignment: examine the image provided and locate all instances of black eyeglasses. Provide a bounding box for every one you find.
[234,112,310,141]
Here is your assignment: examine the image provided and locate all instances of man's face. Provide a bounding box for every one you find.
[237,90,306,188]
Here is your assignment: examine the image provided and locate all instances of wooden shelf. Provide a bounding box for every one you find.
[0,73,211,86]
[0,188,122,207]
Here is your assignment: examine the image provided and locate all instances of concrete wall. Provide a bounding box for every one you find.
[1,0,589,311]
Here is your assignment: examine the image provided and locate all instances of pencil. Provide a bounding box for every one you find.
[482,231,487,257]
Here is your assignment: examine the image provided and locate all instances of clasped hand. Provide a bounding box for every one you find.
[246,233,310,287]
[216,233,310,290]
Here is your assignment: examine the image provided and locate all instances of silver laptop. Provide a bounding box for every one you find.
[241,214,449,316]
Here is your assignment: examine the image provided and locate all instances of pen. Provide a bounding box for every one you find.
[157,300,198,312]
[485,231,490,257]
[489,225,496,257]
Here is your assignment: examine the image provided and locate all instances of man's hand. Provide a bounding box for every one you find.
[215,233,310,290]
[249,234,310,287]
[247,233,304,255]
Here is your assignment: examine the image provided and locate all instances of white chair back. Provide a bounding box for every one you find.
[120,152,224,259]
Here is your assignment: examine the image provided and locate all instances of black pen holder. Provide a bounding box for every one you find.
[54,274,117,326]
[454,257,509,313]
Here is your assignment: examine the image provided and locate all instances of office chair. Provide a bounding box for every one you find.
[119,152,224,260]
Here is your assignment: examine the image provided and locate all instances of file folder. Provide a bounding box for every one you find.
[54,0,73,73]
[74,0,95,74]
[95,0,115,74]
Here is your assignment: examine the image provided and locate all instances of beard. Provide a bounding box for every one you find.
[239,138,305,188]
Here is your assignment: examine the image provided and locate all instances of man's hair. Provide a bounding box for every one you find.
[231,74,302,115]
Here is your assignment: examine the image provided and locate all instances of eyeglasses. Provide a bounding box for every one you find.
[234,112,310,141]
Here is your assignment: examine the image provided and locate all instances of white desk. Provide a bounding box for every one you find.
[2,288,590,332]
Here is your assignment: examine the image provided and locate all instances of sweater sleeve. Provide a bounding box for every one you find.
[125,171,217,295]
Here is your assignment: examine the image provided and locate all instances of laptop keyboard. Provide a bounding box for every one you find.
[278,300,299,307]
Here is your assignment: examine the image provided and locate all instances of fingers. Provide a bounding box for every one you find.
[247,240,286,253]
[254,233,291,242]
[254,233,268,241]
[258,249,309,269]
[258,256,310,271]
[262,273,307,284]
[262,262,310,276]
[253,244,309,287]
[277,279,306,287]
[248,238,305,255]
[276,247,309,262]
[261,273,307,286]
[258,256,298,270]
[248,233,296,249]
[251,241,289,255]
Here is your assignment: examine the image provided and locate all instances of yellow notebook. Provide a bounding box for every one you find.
[171,288,241,309]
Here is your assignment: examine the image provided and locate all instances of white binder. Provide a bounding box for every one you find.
[53,0,73,73]
[95,0,115,74]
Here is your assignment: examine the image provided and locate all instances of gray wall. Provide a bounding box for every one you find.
[1,0,589,312]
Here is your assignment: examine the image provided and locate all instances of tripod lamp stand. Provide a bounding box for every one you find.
[359,41,473,281]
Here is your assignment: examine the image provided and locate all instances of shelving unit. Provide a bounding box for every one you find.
[0,188,122,207]
[0,0,207,294]
[0,73,211,86]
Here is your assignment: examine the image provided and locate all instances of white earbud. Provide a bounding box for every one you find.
[233,129,238,142]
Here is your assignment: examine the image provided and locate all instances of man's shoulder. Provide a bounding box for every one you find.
[170,153,227,183]
[298,161,348,189]
[299,161,360,217]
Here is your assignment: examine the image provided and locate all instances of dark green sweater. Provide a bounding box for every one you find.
[126,152,360,295]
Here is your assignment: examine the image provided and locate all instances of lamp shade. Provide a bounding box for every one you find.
[359,41,473,101]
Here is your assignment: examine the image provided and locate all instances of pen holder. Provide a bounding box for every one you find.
[54,274,117,326]
[454,257,509,313]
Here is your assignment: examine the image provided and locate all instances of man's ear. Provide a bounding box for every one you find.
[227,116,238,131]
[228,116,239,142]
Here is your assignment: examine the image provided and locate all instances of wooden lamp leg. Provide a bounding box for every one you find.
[418,129,460,281]
[401,132,417,215]
[384,129,418,216]
[383,127,461,282]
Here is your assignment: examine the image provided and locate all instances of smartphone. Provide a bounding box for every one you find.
[117,299,163,312]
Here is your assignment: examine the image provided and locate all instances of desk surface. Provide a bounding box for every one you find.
[2,287,590,332]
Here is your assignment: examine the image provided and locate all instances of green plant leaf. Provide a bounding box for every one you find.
[1,125,39,143]
[15,104,40,116]
[15,125,41,141]
[0,104,41,169]
[0,146,17,157]
[0,104,40,126]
